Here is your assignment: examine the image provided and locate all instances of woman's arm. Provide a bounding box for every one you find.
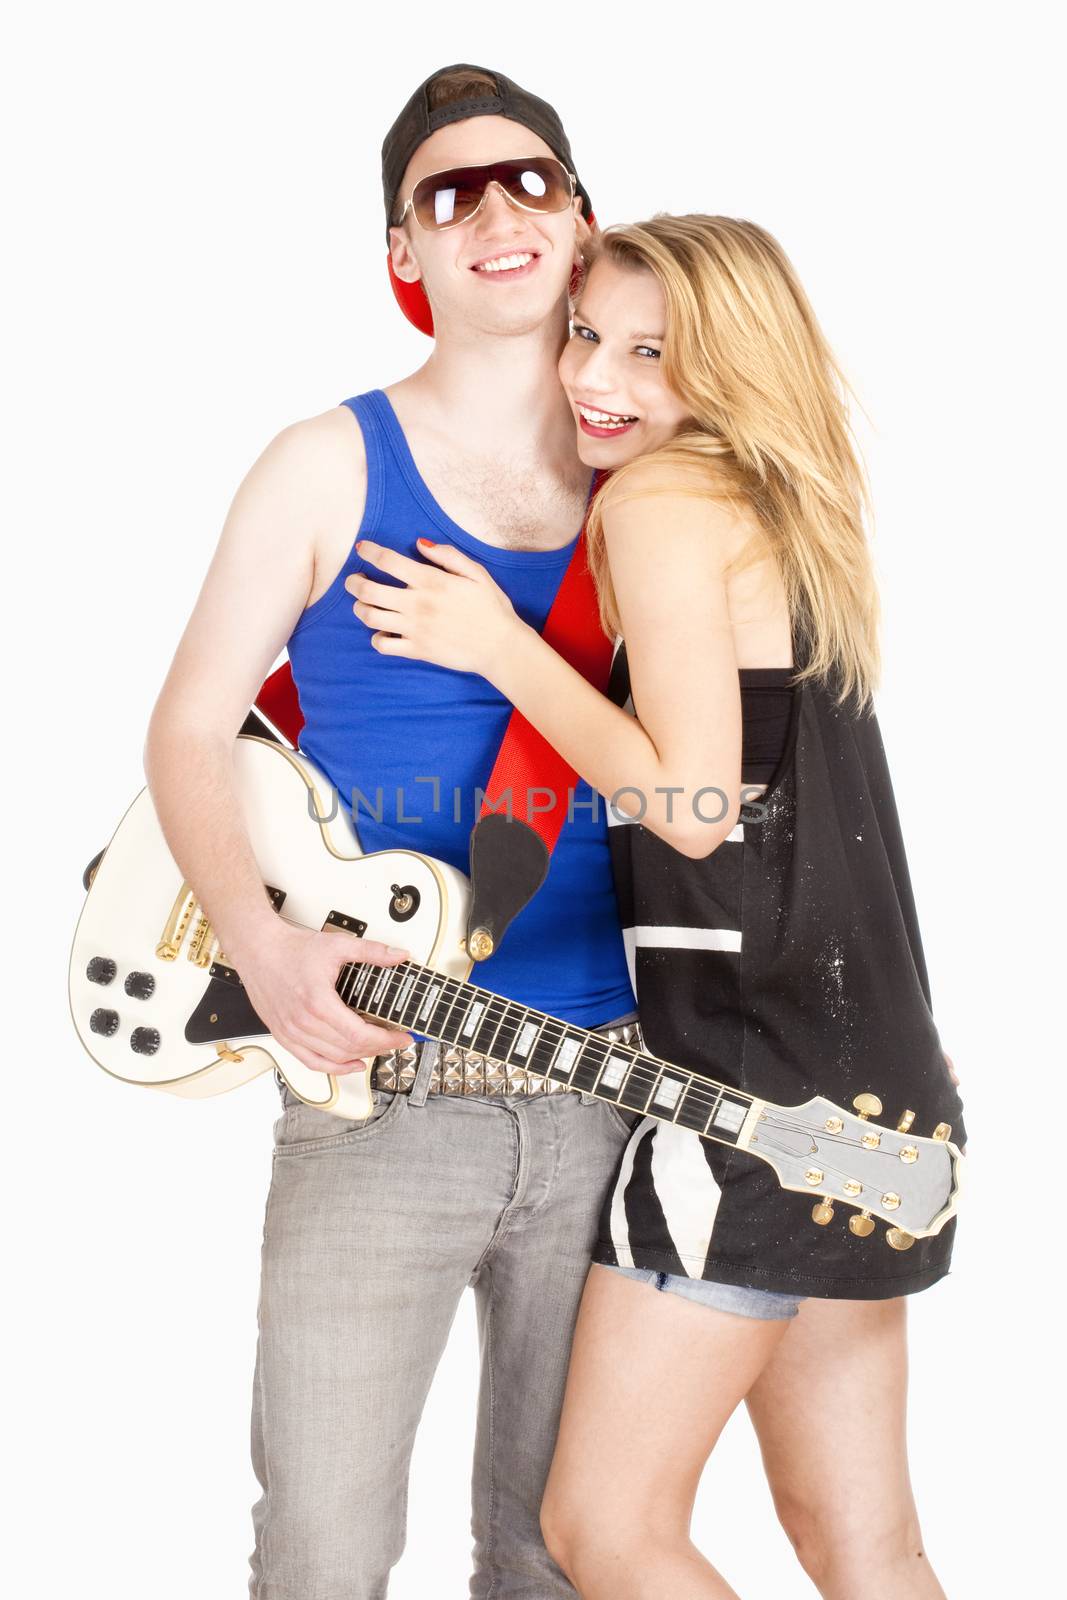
[347,470,744,858]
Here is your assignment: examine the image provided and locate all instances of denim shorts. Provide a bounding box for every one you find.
[608,1264,803,1320]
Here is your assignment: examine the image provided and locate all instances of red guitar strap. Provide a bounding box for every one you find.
[478,507,611,850]
[254,658,305,747]
[254,478,611,832]
[252,474,611,955]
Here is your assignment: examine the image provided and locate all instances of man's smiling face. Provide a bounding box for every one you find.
[388,115,583,340]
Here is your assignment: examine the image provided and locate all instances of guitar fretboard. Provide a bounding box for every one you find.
[337,960,754,1146]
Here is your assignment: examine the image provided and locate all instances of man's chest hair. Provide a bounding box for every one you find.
[422,450,589,553]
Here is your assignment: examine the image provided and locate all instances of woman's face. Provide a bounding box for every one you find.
[558,257,693,466]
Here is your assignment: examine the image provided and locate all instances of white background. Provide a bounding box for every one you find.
[6,2,1062,1594]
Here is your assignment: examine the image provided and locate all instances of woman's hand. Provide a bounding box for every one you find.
[345,538,524,678]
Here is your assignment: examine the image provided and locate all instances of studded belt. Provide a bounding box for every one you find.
[370,1019,645,1097]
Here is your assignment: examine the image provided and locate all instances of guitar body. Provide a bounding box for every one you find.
[68,736,473,1118]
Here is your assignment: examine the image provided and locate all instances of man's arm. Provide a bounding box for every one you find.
[143,406,413,1076]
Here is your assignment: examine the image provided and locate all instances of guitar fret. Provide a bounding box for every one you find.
[470,992,510,1057]
[482,997,522,1061]
[339,963,755,1152]
[640,1062,665,1113]
[457,982,498,1048]
[596,1049,634,1100]
[553,1032,583,1083]
[414,976,443,1024]
[395,968,427,1029]
[565,1035,611,1094]
[674,1078,712,1132]
[391,968,418,1021]
[379,964,408,1019]
[702,1087,725,1135]
[708,1093,749,1136]
[527,1016,562,1078]
[508,1009,538,1064]
[428,973,464,1038]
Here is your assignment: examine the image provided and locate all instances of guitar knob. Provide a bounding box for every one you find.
[811,1198,835,1226]
[886,1228,916,1251]
[852,1093,883,1120]
[130,1026,161,1056]
[896,1108,916,1133]
[86,957,117,986]
[89,1007,119,1037]
[932,1123,951,1142]
[849,1210,876,1237]
[124,970,156,1000]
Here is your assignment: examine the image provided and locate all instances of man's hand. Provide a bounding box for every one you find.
[228,920,415,1076]
[943,1051,960,1087]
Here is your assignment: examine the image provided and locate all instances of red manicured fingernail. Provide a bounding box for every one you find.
[417,537,436,547]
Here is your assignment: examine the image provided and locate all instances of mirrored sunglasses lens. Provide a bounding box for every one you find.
[415,176,484,228]
[505,160,569,208]
[413,160,570,229]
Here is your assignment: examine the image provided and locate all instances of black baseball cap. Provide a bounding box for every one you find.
[382,62,594,243]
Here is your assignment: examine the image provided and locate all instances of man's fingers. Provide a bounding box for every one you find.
[329,1055,376,1078]
[296,1046,372,1078]
[351,937,412,964]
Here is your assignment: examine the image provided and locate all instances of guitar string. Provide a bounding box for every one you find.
[341,962,923,1193]
[244,921,916,1196]
[340,958,752,1126]
[262,920,751,1121]
[261,931,897,1152]
[346,957,912,1198]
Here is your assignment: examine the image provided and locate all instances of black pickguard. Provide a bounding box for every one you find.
[184,966,268,1044]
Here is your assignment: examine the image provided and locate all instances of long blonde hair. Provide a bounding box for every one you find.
[580,215,880,709]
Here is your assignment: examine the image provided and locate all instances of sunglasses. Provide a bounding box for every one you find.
[395,156,577,232]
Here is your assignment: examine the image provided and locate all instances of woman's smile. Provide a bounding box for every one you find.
[559,255,691,462]
[575,402,640,438]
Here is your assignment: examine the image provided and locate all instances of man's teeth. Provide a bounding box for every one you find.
[577,404,638,429]
[474,252,535,273]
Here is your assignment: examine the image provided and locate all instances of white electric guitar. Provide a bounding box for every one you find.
[69,734,964,1247]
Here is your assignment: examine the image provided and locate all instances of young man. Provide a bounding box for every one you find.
[143,64,640,1598]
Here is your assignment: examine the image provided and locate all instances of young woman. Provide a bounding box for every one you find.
[347,214,967,1599]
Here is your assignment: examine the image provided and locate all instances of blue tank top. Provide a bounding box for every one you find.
[286,389,636,1029]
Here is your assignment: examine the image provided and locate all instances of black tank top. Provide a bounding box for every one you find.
[739,667,795,783]
[593,631,966,1300]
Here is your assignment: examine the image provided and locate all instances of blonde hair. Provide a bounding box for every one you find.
[580,215,881,709]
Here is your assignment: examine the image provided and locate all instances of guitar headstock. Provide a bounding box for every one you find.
[740,1092,964,1246]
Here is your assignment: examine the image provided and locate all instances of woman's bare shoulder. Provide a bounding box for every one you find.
[599,453,758,564]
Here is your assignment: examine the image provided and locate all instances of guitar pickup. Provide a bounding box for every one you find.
[323,910,368,937]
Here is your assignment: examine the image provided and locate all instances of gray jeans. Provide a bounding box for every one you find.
[248,1013,640,1599]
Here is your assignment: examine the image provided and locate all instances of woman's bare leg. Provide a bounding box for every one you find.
[745,1296,947,1600]
[540,1263,792,1600]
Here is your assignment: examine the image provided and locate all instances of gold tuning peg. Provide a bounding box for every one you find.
[853,1093,883,1121]
[848,1210,876,1237]
[896,1109,916,1133]
[811,1198,835,1226]
[932,1123,951,1142]
[886,1228,916,1251]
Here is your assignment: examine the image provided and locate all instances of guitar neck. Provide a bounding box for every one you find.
[338,959,756,1149]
